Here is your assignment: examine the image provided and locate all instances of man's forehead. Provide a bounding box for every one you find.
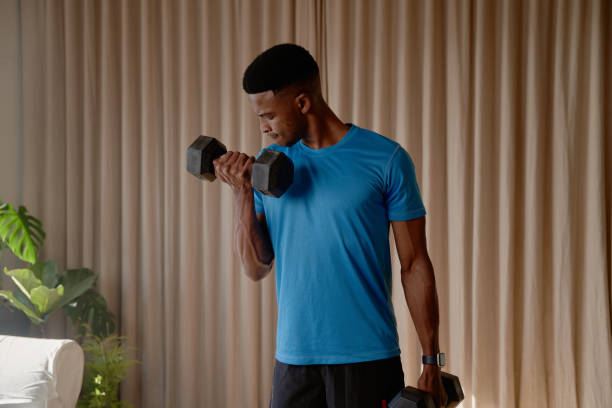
[248,90,275,105]
[248,90,279,115]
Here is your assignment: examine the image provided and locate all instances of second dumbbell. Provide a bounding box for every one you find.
[186,135,294,198]
[389,372,464,408]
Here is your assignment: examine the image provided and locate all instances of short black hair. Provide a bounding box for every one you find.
[242,43,319,94]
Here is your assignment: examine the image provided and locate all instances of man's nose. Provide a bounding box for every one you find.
[259,117,271,134]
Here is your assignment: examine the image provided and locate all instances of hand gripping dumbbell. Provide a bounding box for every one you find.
[186,135,294,198]
[389,372,464,408]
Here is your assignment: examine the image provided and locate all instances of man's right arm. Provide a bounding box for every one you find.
[233,188,274,281]
[213,151,274,281]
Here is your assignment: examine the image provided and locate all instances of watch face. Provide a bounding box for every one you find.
[438,353,446,366]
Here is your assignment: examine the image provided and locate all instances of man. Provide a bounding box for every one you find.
[213,44,448,408]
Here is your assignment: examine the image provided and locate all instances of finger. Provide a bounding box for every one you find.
[231,153,251,177]
[212,158,225,182]
[229,152,247,168]
[242,156,255,171]
[223,151,242,175]
[229,153,251,183]
[239,156,255,180]
[214,163,230,184]
[438,390,447,408]
[213,151,233,165]
[214,152,235,183]
[212,152,230,175]
[216,151,238,177]
[220,152,248,185]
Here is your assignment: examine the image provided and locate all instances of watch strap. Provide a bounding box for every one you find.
[422,353,446,366]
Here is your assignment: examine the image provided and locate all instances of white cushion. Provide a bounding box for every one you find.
[0,335,84,408]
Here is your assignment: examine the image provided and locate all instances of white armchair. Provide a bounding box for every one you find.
[0,335,84,408]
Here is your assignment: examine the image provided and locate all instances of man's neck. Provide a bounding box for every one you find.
[301,104,351,150]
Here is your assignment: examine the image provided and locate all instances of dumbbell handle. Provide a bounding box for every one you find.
[186,135,294,198]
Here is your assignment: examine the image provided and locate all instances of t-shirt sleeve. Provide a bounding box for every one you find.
[254,188,265,214]
[253,148,266,214]
[384,146,426,221]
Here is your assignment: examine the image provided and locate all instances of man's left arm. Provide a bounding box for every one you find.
[391,216,448,407]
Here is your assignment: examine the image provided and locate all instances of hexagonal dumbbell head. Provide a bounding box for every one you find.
[186,136,227,181]
[441,372,464,408]
[251,150,294,198]
[388,386,435,408]
[388,372,463,408]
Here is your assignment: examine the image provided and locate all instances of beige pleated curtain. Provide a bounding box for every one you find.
[14,0,612,406]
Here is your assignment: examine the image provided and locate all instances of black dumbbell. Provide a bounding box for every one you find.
[186,135,294,198]
[389,372,464,408]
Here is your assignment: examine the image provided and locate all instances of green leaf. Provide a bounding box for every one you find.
[13,285,35,309]
[0,289,45,324]
[3,267,65,320]
[64,289,116,337]
[4,268,42,301]
[77,330,138,407]
[0,202,45,264]
[56,268,96,310]
[30,284,64,315]
[31,260,59,288]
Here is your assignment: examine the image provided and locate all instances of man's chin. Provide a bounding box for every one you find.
[278,138,300,147]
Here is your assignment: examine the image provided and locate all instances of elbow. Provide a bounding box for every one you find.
[245,267,270,282]
[234,241,274,281]
[400,257,435,282]
[243,265,260,281]
[243,259,273,282]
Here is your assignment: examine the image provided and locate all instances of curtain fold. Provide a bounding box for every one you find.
[16,0,611,406]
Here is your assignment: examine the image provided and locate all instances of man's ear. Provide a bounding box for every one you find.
[295,93,311,114]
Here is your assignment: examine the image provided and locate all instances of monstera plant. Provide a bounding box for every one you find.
[0,201,115,336]
[0,202,44,264]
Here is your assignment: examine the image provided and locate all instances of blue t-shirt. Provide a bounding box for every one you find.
[254,124,426,365]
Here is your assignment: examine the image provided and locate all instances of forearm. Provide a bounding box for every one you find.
[401,257,440,356]
[233,187,274,281]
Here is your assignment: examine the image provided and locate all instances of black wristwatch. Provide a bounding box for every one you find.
[422,352,446,367]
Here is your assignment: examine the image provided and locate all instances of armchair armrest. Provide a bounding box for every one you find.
[0,335,84,408]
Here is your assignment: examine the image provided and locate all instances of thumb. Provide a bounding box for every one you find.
[243,156,255,177]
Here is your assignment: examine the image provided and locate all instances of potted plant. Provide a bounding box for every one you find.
[0,200,137,406]
[0,201,114,337]
[77,326,139,408]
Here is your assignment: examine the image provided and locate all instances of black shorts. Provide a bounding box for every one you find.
[270,356,405,408]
